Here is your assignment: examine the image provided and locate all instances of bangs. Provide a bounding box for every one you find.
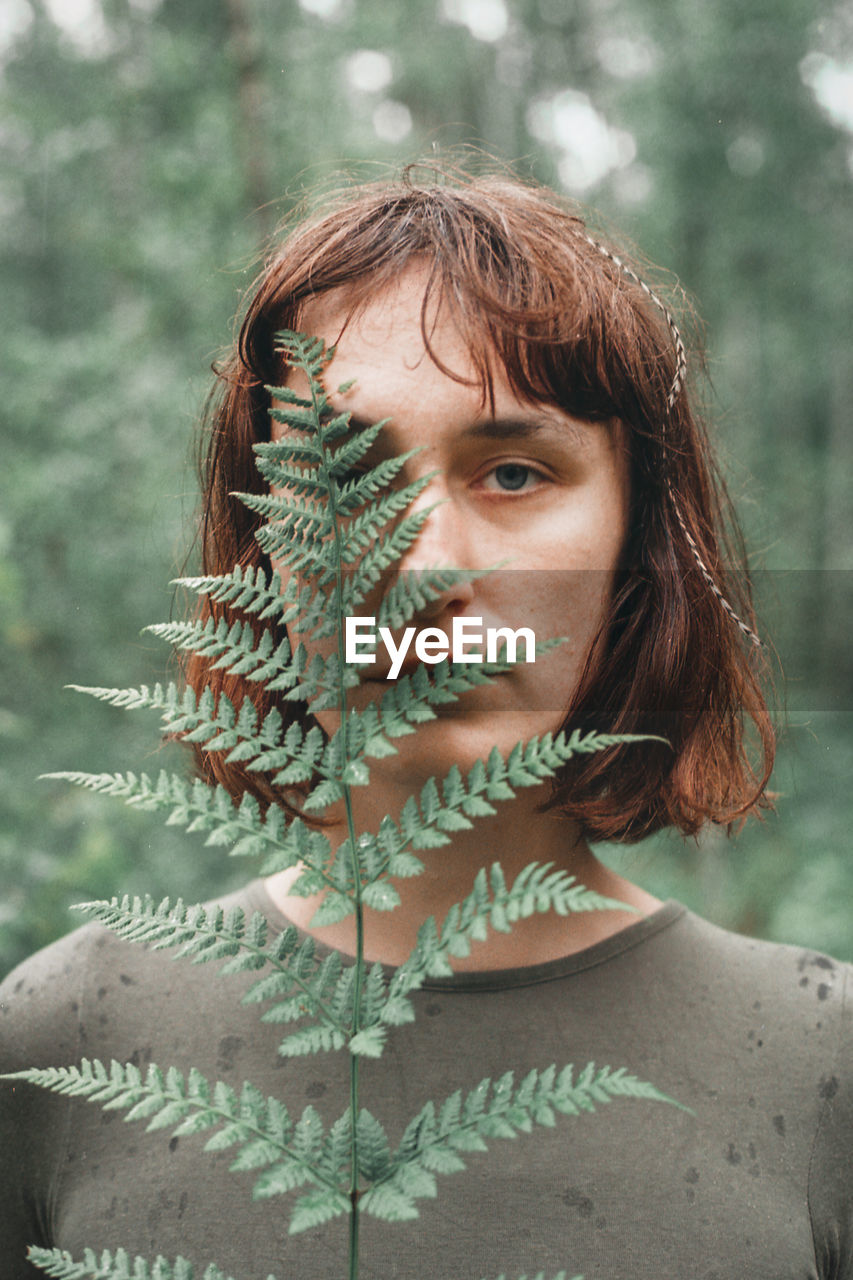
[246,178,675,433]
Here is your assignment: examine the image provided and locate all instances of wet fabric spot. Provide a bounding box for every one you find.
[562,1186,594,1218]
[217,1035,244,1072]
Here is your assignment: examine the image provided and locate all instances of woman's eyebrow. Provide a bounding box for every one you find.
[465,416,588,446]
[319,407,588,448]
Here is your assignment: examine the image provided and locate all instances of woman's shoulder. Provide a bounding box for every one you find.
[0,920,117,1073]
[637,903,853,1062]
[0,882,267,1075]
[653,906,853,1173]
[666,904,852,1010]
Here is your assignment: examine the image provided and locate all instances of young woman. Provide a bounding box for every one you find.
[1,171,849,1279]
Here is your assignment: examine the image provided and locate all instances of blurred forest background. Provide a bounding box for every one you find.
[1,0,851,978]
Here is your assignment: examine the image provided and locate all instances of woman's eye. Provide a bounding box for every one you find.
[486,463,539,492]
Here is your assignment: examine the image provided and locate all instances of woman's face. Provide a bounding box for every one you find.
[271,267,630,785]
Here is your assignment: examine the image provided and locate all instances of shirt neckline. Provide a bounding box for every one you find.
[244,878,687,994]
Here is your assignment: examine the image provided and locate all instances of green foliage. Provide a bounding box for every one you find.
[8,333,672,1277]
[25,1247,266,1280]
[358,1065,675,1223]
[9,1057,348,1221]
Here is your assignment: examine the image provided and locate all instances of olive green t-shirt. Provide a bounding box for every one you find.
[1,881,851,1279]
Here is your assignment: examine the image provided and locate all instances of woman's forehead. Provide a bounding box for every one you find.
[297,263,439,343]
[292,266,538,415]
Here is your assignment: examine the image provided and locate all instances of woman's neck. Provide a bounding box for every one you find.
[264,783,660,970]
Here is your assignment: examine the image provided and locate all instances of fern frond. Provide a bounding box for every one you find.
[3,1060,343,1214]
[360,1065,675,1221]
[63,682,256,750]
[235,487,333,530]
[260,425,323,460]
[230,497,335,562]
[74,895,270,959]
[330,450,422,515]
[73,898,352,1041]
[387,860,633,1003]
[355,1108,392,1180]
[64,680,182,712]
[276,1026,348,1057]
[145,618,293,684]
[25,1247,213,1280]
[277,580,344,642]
[277,724,652,904]
[323,416,386,470]
[334,859,633,1033]
[24,1246,267,1280]
[347,1025,388,1058]
[276,650,361,711]
[39,771,312,866]
[251,455,331,497]
[74,896,396,1059]
[287,1187,351,1234]
[64,670,363,775]
[377,567,487,630]
[368,656,510,730]
[36,325,671,1275]
[335,476,432,561]
[387,730,657,853]
[252,514,334,564]
[235,720,321,781]
[336,507,433,608]
[346,725,653,846]
[259,402,319,434]
[253,815,334,876]
[268,332,328,388]
[174,565,295,623]
[480,1274,579,1280]
[71,904,402,1074]
[253,526,340,576]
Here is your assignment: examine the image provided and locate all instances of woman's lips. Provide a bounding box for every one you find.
[364,660,422,681]
[362,653,495,683]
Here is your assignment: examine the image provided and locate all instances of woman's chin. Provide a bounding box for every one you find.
[365,707,563,792]
[310,673,570,798]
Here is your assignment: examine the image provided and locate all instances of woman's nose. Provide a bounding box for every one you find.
[387,480,478,616]
[395,475,470,568]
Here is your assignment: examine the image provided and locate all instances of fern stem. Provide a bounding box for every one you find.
[348,1185,361,1280]
[311,367,364,1279]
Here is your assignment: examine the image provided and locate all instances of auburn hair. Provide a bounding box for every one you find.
[186,166,774,842]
